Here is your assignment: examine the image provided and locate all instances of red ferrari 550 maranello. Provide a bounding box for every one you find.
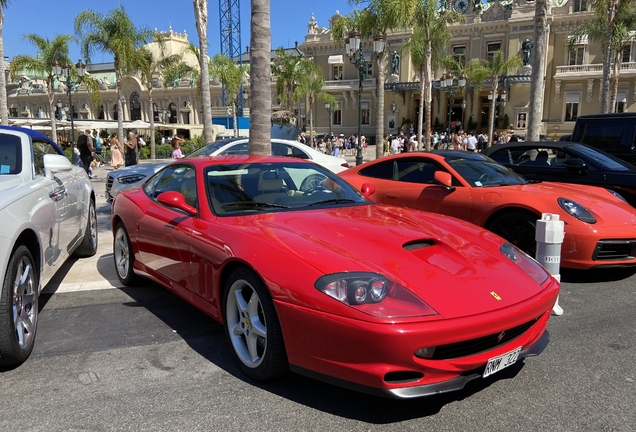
[112,155,559,399]
[339,151,636,270]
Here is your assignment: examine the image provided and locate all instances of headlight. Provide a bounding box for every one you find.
[557,197,596,223]
[315,272,438,318]
[607,189,627,203]
[500,242,550,285]
[117,174,147,184]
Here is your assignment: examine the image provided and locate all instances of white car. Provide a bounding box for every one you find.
[106,138,350,202]
[0,126,98,366]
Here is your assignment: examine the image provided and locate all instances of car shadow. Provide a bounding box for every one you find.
[561,267,636,283]
[117,282,526,423]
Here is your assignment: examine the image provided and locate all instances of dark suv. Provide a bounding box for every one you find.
[570,113,636,162]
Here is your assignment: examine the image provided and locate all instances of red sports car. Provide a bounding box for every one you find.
[339,151,636,270]
[112,155,559,399]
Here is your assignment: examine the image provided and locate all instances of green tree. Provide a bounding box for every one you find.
[271,47,305,117]
[248,0,272,155]
[137,47,189,158]
[403,2,464,151]
[0,1,12,125]
[193,0,215,144]
[210,54,249,138]
[8,34,74,143]
[472,50,522,147]
[294,60,338,144]
[75,5,155,144]
[332,0,419,159]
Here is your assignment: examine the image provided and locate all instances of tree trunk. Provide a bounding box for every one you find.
[527,0,549,141]
[232,102,238,137]
[47,76,58,143]
[0,9,8,126]
[148,92,156,159]
[600,0,618,114]
[194,0,215,144]
[248,0,272,155]
[308,94,314,145]
[423,41,433,152]
[488,76,498,148]
[609,51,621,113]
[375,53,387,159]
[115,68,124,145]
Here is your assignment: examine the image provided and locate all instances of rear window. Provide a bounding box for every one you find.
[575,121,624,151]
[0,134,23,174]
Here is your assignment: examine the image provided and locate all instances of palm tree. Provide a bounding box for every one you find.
[75,5,155,144]
[193,0,215,144]
[332,0,420,159]
[248,0,272,155]
[403,2,464,151]
[209,54,249,138]
[527,0,549,141]
[0,1,12,125]
[137,41,188,159]
[294,60,338,144]
[271,47,305,117]
[474,50,522,147]
[8,34,74,143]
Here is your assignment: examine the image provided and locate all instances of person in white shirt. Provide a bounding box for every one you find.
[467,133,478,152]
[390,136,400,154]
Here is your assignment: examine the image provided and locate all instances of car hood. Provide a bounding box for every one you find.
[111,161,168,178]
[224,204,552,319]
[506,181,636,225]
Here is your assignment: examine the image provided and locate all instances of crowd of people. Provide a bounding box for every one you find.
[300,133,368,157]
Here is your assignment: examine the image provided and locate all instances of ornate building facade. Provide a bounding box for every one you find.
[299,1,629,140]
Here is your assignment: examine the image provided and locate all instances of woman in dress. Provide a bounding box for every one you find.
[171,135,185,159]
[124,131,138,167]
[109,133,124,170]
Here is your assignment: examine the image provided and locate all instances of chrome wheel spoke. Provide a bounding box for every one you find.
[246,331,260,363]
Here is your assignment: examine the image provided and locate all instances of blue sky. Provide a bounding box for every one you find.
[3,0,354,63]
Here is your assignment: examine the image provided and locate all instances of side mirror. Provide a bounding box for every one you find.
[563,158,588,174]
[43,154,73,180]
[360,182,375,198]
[434,170,455,192]
[157,191,197,216]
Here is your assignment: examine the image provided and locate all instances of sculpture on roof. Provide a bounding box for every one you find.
[308,13,318,34]
[522,38,533,66]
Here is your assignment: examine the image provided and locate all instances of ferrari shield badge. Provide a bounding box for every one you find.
[490,291,502,301]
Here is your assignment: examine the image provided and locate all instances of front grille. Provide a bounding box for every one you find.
[430,317,539,360]
[592,239,636,261]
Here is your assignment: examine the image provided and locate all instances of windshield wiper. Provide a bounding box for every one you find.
[307,198,357,207]
[222,202,291,209]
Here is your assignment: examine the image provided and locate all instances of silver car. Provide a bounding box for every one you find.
[106,138,350,202]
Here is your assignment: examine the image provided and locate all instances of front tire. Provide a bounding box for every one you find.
[74,198,98,257]
[223,267,288,380]
[113,222,139,286]
[0,246,38,366]
[488,210,538,258]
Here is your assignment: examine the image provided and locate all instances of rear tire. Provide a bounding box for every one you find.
[74,199,98,257]
[113,222,140,286]
[223,267,288,380]
[0,246,38,366]
[488,210,538,258]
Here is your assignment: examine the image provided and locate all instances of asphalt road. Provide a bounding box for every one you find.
[0,167,634,431]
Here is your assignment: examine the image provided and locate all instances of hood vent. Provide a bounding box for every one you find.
[403,239,436,251]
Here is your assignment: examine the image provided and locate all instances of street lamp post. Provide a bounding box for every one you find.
[324,103,332,137]
[439,73,466,134]
[52,59,85,164]
[488,89,507,143]
[346,28,384,166]
[461,99,467,130]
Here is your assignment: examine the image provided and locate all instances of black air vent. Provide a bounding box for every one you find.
[403,239,435,251]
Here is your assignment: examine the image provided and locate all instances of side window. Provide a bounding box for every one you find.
[395,160,440,184]
[291,146,310,160]
[146,165,196,207]
[272,143,294,157]
[358,160,393,179]
[32,140,60,176]
[488,148,514,165]
[577,121,623,151]
[219,143,248,156]
[0,134,23,175]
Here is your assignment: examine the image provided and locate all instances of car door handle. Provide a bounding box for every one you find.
[49,186,66,201]
[385,193,400,199]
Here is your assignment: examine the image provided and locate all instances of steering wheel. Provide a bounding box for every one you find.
[300,174,327,192]
[477,173,489,183]
[304,186,326,196]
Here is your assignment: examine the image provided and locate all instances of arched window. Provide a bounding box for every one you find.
[112,105,118,121]
[153,103,159,122]
[169,102,177,124]
[72,105,78,119]
[130,92,141,121]
[98,105,105,120]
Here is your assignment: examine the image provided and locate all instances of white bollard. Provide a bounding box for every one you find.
[535,213,565,316]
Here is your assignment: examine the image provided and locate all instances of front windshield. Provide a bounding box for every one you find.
[205,162,368,215]
[447,157,530,187]
[570,144,635,171]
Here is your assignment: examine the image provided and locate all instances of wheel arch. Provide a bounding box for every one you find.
[11,229,42,284]
[218,259,266,323]
[484,206,542,230]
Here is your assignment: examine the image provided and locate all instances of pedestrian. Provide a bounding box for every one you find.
[124,131,138,166]
[92,130,102,160]
[136,132,146,147]
[361,135,367,156]
[171,134,185,159]
[109,132,124,170]
[77,129,94,177]
[390,135,400,154]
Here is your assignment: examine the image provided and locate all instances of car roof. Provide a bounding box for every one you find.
[181,154,316,167]
[0,125,63,152]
